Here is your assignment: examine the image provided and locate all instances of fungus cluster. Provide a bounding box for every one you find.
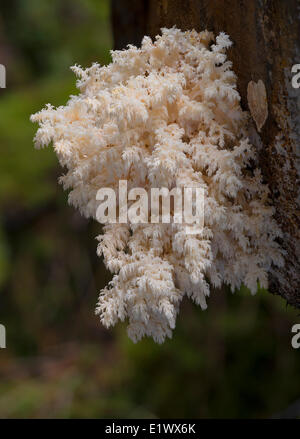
[31,28,283,343]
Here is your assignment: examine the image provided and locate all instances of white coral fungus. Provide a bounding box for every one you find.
[31,28,283,343]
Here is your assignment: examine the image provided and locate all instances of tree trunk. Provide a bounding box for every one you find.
[111,0,300,307]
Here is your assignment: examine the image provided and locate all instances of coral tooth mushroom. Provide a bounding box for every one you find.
[31,28,283,343]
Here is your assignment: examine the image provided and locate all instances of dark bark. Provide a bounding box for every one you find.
[111,0,300,307]
[111,0,149,50]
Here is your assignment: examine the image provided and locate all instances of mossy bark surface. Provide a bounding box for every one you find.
[112,0,300,307]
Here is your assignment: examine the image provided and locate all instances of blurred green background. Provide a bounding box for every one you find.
[0,0,299,419]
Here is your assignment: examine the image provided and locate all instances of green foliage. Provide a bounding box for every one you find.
[0,78,75,206]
